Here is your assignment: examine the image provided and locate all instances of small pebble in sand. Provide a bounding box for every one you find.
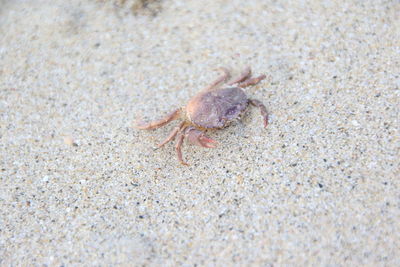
[63,136,78,147]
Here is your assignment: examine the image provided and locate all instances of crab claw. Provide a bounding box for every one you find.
[185,127,217,148]
[198,135,218,148]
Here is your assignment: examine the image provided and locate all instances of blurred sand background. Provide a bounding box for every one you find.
[1,0,399,265]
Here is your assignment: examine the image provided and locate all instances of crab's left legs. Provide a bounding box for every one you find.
[249,99,269,128]
[136,108,181,130]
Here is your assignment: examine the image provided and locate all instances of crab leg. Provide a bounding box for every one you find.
[238,75,266,88]
[136,108,181,130]
[227,66,252,85]
[203,67,231,91]
[157,122,186,148]
[175,130,189,165]
[185,127,217,148]
[249,99,269,128]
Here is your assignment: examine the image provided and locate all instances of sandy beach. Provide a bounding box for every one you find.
[1,0,399,265]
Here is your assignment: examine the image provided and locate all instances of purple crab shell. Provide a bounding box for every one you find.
[186,87,249,129]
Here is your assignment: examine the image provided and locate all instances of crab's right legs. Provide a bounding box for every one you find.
[185,127,217,148]
[203,67,231,91]
[157,122,185,148]
[136,108,181,130]
[238,74,266,88]
[175,131,189,165]
[228,66,252,85]
[174,126,217,165]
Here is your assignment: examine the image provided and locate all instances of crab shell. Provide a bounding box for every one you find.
[136,66,268,165]
[186,87,248,129]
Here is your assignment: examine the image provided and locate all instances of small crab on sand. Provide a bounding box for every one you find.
[137,67,269,165]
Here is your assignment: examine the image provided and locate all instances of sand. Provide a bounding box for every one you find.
[1,0,399,265]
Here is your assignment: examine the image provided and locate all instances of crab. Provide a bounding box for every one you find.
[136,67,269,165]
